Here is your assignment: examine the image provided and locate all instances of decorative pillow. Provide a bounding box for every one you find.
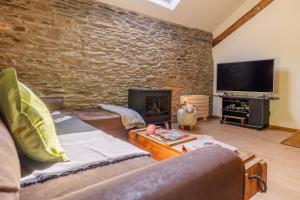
[0,68,68,162]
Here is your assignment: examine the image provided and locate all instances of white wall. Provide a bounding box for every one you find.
[213,0,300,129]
[96,0,245,32]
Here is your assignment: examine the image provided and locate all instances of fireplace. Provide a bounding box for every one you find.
[128,88,172,127]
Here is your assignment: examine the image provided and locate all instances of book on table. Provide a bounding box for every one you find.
[146,129,197,146]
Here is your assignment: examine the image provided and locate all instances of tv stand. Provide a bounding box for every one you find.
[220,96,270,130]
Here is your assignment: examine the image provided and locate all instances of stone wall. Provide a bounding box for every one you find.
[0,0,214,116]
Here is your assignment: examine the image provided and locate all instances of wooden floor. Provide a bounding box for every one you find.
[175,120,300,200]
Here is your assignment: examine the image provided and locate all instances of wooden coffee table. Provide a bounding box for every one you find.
[129,127,267,200]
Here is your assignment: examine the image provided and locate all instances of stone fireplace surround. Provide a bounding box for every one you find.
[0,0,214,117]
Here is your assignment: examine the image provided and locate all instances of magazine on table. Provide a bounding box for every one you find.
[172,136,238,152]
[154,129,189,140]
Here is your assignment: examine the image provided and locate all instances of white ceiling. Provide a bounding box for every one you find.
[96,0,247,33]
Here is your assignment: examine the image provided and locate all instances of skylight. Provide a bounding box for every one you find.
[148,0,181,10]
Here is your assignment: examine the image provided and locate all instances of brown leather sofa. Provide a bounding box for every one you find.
[57,148,245,200]
[0,115,245,200]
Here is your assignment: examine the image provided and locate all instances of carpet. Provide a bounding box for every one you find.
[281,131,300,148]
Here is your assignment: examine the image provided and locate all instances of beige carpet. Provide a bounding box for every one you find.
[281,131,300,148]
[173,120,300,200]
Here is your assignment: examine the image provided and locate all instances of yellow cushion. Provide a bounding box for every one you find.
[0,68,68,162]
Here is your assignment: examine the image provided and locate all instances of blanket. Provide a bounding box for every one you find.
[20,116,149,186]
[97,104,146,129]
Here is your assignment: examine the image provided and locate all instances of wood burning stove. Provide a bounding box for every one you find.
[128,88,172,127]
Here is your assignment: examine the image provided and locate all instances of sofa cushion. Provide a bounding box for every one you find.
[0,68,68,162]
[0,118,21,200]
[40,96,65,112]
[20,157,156,200]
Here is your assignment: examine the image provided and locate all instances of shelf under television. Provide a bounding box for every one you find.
[223,99,249,104]
[220,95,271,130]
[222,109,249,114]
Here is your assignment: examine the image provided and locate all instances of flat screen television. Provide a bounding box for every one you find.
[217,59,274,93]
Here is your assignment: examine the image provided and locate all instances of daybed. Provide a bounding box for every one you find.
[0,98,245,200]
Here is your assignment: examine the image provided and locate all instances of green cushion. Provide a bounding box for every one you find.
[0,68,68,162]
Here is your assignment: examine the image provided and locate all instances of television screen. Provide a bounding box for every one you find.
[217,59,274,93]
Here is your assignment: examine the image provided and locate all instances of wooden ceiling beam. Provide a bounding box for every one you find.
[212,0,274,47]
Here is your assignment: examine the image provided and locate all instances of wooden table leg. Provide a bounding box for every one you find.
[189,125,194,131]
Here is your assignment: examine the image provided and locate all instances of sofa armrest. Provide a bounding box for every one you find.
[58,147,245,200]
[40,96,65,111]
[0,119,21,200]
